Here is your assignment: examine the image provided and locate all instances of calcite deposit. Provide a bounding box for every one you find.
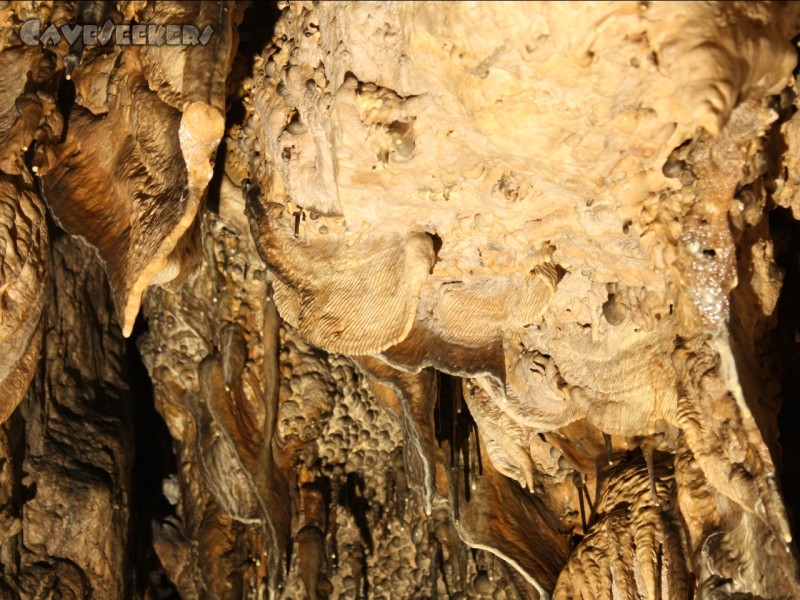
[0,1,798,598]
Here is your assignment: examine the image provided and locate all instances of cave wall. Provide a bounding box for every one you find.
[0,1,799,599]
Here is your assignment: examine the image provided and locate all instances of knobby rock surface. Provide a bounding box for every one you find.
[0,2,799,599]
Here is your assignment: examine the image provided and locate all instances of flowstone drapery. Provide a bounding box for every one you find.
[0,2,799,598]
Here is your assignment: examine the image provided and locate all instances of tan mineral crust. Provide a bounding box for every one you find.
[0,1,799,599]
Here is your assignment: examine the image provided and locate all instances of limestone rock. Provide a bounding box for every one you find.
[0,2,799,599]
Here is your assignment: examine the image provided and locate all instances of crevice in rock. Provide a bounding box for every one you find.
[770,206,800,546]
[127,313,179,599]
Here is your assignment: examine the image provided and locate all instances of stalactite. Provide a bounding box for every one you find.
[0,2,798,599]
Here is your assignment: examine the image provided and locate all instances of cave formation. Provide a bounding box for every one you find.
[2,1,800,598]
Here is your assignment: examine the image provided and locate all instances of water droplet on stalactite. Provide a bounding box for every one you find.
[63,51,80,79]
[327,479,340,574]
[604,433,613,466]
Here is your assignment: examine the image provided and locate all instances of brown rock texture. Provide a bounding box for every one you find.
[0,1,799,599]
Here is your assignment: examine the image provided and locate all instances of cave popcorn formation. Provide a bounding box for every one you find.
[0,1,798,599]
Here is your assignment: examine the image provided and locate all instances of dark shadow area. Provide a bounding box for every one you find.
[127,313,180,599]
[340,472,374,555]
[231,1,280,120]
[435,372,482,516]
[206,0,280,215]
[770,206,800,544]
